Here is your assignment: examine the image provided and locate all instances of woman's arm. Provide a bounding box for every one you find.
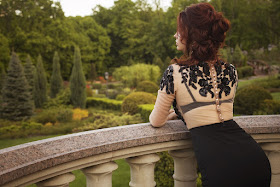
[149,65,177,127]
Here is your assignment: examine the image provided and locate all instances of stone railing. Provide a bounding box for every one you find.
[0,115,280,187]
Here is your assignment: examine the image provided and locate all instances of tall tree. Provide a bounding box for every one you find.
[50,51,63,98]
[34,55,47,108]
[1,52,33,120]
[24,55,35,101]
[69,47,86,108]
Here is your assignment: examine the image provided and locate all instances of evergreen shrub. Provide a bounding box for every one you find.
[44,88,71,109]
[234,86,272,115]
[56,108,73,122]
[255,100,280,115]
[86,97,122,110]
[116,94,126,101]
[136,81,158,93]
[73,113,143,132]
[122,92,156,115]
[138,104,154,122]
[237,66,254,79]
[106,89,118,99]
[86,87,93,97]
[155,152,174,187]
[92,83,102,89]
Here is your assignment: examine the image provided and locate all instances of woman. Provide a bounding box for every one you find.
[149,3,271,187]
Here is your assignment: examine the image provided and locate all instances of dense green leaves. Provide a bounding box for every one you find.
[0,0,278,82]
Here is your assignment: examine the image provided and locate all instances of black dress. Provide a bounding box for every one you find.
[190,119,271,187]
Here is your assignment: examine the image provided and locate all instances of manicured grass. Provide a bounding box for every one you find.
[0,135,61,149]
[237,76,269,89]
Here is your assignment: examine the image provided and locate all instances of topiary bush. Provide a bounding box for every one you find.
[138,104,154,122]
[116,94,126,101]
[254,99,280,115]
[237,66,254,79]
[234,86,272,115]
[136,81,159,93]
[122,92,156,115]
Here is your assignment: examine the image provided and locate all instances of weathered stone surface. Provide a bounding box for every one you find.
[0,115,279,185]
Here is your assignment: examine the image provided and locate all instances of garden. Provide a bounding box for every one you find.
[0,0,280,186]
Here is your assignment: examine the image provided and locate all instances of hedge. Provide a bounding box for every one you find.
[138,104,154,122]
[86,97,122,111]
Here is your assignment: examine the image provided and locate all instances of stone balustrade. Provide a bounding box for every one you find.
[0,115,279,187]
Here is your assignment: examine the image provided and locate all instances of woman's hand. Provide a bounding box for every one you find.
[167,109,178,120]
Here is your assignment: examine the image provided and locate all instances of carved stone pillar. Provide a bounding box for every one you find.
[82,161,118,187]
[169,148,197,187]
[126,153,160,187]
[261,143,280,187]
[37,173,75,187]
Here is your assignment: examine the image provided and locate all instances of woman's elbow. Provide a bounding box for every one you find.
[149,115,166,128]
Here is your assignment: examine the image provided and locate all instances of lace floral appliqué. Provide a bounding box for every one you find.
[179,62,214,98]
[160,65,174,94]
[179,61,237,99]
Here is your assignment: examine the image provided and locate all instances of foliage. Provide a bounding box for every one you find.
[116,94,126,101]
[122,92,156,115]
[138,104,154,122]
[44,88,71,109]
[24,55,35,101]
[232,45,244,67]
[72,113,143,132]
[155,152,174,187]
[50,52,63,98]
[70,47,87,108]
[237,66,254,79]
[1,53,33,121]
[34,55,48,108]
[72,108,89,120]
[234,86,272,115]
[113,64,160,88]
[86,97,122,111]
[255,99,280,115]
[92,83,102,89]
[136,81,158,93]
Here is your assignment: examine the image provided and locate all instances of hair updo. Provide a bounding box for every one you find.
[175,3,230,65]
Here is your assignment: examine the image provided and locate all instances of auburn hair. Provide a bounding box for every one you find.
[174,3,230,65]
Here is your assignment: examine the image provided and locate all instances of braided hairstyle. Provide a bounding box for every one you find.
[175,3,230,65]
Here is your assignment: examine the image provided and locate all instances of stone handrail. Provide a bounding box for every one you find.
[0,115,280,187]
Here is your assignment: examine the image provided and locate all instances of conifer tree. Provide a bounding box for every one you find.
[50,52,63,98]
[1,52,33,120]
[24,55,35,101]
[233,45,244,67]
[70,47,86,108]
[34,55,47,108]
[0,68,6,95]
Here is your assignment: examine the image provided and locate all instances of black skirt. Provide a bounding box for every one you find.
[189,119,271,187]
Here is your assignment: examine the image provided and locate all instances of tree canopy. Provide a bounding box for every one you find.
[0,0,278,80]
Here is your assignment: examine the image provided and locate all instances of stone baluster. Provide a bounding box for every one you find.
[37,173,75,187]
[126,153,160,187]
[82,161,118,187]
[169,148,197,187]
[261,143,280,187]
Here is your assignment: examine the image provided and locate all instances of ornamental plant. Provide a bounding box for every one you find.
[1,52,33,120]
[69,47,86,108]
[50,51,63,98]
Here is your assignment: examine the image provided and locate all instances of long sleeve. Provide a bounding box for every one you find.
[149,65,177,127]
